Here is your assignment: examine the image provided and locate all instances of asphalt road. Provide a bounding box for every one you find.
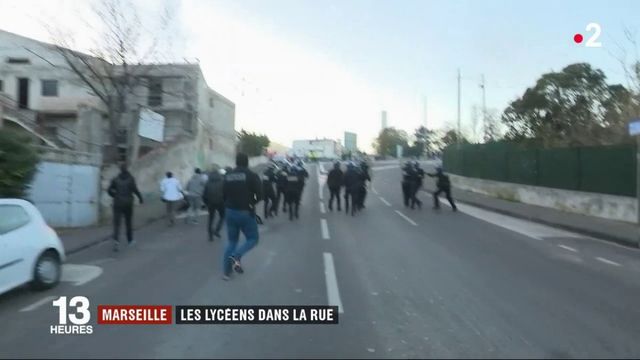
[1,162,640,358]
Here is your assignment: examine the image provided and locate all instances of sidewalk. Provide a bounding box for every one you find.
[57,163,272,255]
[421,180,639,248]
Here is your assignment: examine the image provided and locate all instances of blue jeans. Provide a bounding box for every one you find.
[223,208,259,275]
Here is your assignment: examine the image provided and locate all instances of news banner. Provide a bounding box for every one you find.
[49,297,339,334]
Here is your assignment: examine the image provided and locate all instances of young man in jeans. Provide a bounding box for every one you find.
[222,153,263,280]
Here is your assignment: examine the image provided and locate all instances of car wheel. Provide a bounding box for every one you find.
[32,250,61,290]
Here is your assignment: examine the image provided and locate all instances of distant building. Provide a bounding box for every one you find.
[291,138,342,160]
[381,110,388,130]
[344,131,357,152]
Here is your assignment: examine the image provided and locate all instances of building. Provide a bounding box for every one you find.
[291,139,342,160]
[344,131,358,152]
[0,29,235,166]
[0,29,237,227]
[381,110,388,130]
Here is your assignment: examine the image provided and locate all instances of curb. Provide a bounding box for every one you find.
[420,188,639,249]
[65,214,165,255]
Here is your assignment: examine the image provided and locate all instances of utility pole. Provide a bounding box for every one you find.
[457,68,461,147]
[480,74,487,141]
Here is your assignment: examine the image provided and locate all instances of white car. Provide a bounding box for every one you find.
[0,199,65,295]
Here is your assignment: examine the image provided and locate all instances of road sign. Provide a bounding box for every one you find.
[629,119,640,136]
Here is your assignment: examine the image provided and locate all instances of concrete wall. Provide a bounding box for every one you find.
[450,174,637,223]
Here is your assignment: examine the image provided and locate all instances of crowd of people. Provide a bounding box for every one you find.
[107,154,454,280]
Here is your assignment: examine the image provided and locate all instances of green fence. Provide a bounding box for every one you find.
[442,142,636,197]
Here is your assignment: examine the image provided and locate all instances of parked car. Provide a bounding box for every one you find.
[0,199,65,295]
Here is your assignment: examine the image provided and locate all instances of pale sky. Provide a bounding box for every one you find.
[2,0,640,151]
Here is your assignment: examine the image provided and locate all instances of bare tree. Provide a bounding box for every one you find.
[609,26,640,122]
[483,108,501,143]
[44,0,180,163]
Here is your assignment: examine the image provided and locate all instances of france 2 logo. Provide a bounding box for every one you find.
[50,296,94,335]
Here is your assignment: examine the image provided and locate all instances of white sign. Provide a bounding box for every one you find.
[138,108,165,142]
[396,145,403,158]
[629,120,640,136]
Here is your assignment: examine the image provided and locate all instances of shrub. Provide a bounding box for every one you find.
[0,128,40,198]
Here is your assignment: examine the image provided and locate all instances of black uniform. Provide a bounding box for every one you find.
[203,171,225,241]
[107,170,143,246]
[275,169,288,213]
[343,166,362,216]
[261,168,277,218]
[401,164,415,208]
[410,164,424,209]
[327,163,344,211]
[223,167,263,212]
[428,168,457,211]
[284,167,304,220]
[357,163,371,210]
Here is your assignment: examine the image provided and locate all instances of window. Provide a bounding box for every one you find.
[147,78,163,106]
[0,205,31,235]
[41,80,58,97]
[6,57,30,64]
[0,79,3,92]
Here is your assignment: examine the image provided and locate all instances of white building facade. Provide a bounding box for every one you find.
[291,139,343,160]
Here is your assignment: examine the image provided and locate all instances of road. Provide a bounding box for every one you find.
[1,162,640,358]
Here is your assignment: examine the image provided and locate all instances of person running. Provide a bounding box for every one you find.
[357,161,371,210]
[343,162,361,216]
[327,161,344,211]
[222,153,263,280]
[262,164,278,219]
[185,168,207,224]
[284,165,303,220]
[401,162,414,208]
[410,161,424,209]
[203,167,226,241]
[275,165,288,214]
[161,172,184,227]
[107,164,143,252]
[427,166,457,211]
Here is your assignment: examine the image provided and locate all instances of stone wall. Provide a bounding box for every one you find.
[450,174,637,223]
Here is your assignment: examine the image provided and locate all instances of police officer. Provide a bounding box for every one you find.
[275,164,288,214]
[295,160,309,198]
[357,161,371,210]
[221,153,263,281]
[410,161,424,209]
[401,162,414,208]
[343,162,361,216]
[327,161,344,211]
[284,165,303,220]
[427,166,457,211]
[261,164,277,219]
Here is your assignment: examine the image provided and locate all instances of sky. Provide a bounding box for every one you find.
[1,0,640,151]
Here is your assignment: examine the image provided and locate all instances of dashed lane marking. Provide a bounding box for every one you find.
[323,252,344,313]
[395,210,418,226]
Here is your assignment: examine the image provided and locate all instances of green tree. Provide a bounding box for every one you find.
[237,130,270,157]
[408,126,437,157]
[372,127,409,157]
[439,130,469,149]
[501,63,632,146]
[0,129,40,198]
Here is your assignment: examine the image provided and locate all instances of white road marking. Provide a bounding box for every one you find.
[557,245,578,253]
[19,296,56,312]
[379,197,391,207]
[395,210,418,226]
[320,201,326,214]
[372,187,379,195]
[449,202,583,241]
[323,252,344,313]
[61,264,103,286]
[321,219,330,239]
[596,257,622,267]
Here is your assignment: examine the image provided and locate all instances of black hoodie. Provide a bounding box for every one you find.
[108,171,143,206]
